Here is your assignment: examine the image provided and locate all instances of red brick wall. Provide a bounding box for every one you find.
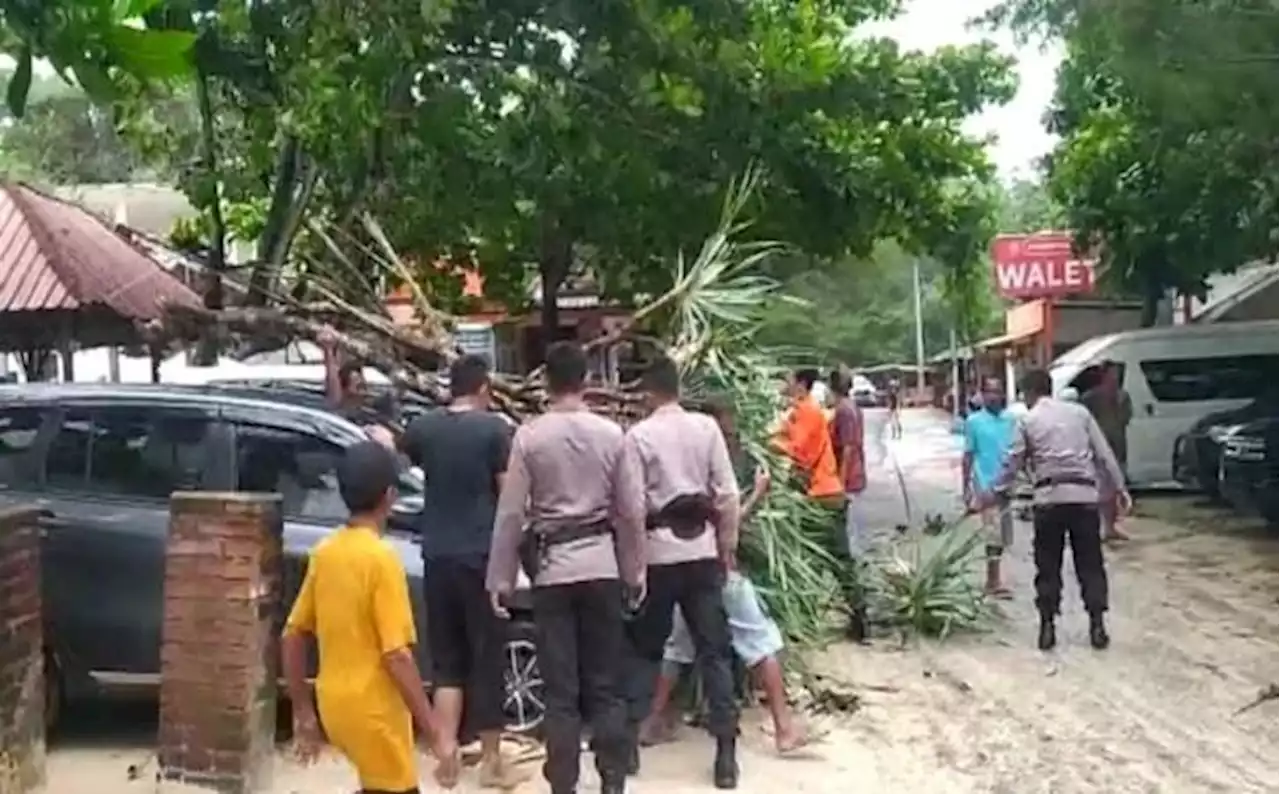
[158,493,283,793]
[0,506,45,793]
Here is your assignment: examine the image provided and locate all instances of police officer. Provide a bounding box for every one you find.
[620,355,742,789]
[973,368,1131,651]
[486,341,644,794]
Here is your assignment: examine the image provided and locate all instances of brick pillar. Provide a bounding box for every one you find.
[0,506,44,794]
[158,493,283,793]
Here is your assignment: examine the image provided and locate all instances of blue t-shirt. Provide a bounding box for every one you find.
[964,409,1016,491]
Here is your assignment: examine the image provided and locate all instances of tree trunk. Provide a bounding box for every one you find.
[192,62,228,365]
[247,137,304,305]
[1139,271,1163,327]
[537,216,573,363]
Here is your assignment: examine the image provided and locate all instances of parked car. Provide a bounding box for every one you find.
[850,375,881,407]
[1049,319,1278,486]
[0,383,543,735]
[1219,416,1278,528]
[1174,394,1278,499]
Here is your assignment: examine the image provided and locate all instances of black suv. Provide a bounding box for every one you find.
[0,383,543,734]
[1220,415,1279,529]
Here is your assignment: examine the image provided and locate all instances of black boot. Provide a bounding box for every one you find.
[626,739,640,776]
[713,735,739,789]
[1037,615,1056,651]
[601,773,627,794]
[846,607,869,644]
[1089,613,1110,650]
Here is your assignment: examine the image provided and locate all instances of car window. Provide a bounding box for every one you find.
[44,406,217,498]
[234,424,349,521]
[0,407,48,488]
[45,408,93,490]
[1140,355,1278,403]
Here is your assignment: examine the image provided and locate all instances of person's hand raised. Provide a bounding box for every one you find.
[316,324,339,350]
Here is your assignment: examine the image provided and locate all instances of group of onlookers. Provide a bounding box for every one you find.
[281,340,875,794]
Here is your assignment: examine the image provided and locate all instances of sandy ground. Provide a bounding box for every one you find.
[43,410,1280,793]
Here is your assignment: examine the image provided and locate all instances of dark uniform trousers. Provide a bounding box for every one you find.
[532,578,629,793]
[624,559,738,741]
[1032,503,1109,617]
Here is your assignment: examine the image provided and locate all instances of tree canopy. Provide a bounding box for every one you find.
[754,241,1001,367]
[988,0,1278,322]
[1,0,1021,355]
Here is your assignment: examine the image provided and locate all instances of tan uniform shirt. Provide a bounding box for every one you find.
[486,404,645,593]
[993,397,1125,505]
[620,403,741,567]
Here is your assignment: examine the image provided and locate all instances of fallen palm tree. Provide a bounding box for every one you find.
[149,168,987,654]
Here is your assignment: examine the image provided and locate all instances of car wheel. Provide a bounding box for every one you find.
[501,621,544,736]
[1260,489,1278,529]
[1198,472,1223,501]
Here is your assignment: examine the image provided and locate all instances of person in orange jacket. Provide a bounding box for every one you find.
[775,368,844,504]
[776,368,866,639]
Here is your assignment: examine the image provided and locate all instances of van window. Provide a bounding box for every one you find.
[1140,355,1278,403]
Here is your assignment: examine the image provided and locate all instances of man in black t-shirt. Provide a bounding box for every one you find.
[401,354,525,789]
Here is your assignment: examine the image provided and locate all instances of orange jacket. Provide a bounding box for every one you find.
[776,396,843,500]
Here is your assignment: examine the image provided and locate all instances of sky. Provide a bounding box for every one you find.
[866,0,1063,181]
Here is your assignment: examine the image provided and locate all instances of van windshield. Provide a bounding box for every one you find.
[1050,364,1083,397]
[1052,335,1114,369]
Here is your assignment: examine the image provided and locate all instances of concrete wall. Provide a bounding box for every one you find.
[1054,303,1146,349]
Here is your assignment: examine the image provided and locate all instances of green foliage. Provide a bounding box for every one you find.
[0,0,196,116]
[987,0,1279,318]
[752,241,1001,365]
[995,177,1065,234]
[0,69,189,183]
[867,527,993,639]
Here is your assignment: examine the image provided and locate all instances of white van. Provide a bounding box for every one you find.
[1049,320,1279,487]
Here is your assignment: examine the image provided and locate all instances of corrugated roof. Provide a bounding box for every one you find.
[0,182,201,319]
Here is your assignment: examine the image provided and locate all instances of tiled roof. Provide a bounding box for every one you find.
[0,182,201,318]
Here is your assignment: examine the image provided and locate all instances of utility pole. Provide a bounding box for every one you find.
[913,258,926,398]
[949,326,960,418]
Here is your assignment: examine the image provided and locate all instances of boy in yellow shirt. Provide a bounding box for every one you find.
[282,440,459,792]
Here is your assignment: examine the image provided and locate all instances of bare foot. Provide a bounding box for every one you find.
[479,754,530,790]
[985,584,1014,600]
[775,722,811,755]
[1105,527,1131,542]
[638,715,680,746]
[434,750,462,790]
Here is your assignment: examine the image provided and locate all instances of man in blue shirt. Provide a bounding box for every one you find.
[963,377,1017,598]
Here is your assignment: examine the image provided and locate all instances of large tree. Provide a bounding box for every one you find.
[989,0,1279,323]
[1,0,1018,351]
[365,1,1017,338]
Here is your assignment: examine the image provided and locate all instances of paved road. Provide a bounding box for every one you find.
[859,407,965,532]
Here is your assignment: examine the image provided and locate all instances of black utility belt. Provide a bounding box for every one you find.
[1034,475,1097,489]
[518,521,611,579]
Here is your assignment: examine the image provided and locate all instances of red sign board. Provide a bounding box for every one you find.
[991,234,1097,299]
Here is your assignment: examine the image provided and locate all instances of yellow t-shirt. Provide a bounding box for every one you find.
[285,524,418,792]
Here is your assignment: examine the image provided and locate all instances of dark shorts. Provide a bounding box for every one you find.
[423,557,506,733]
